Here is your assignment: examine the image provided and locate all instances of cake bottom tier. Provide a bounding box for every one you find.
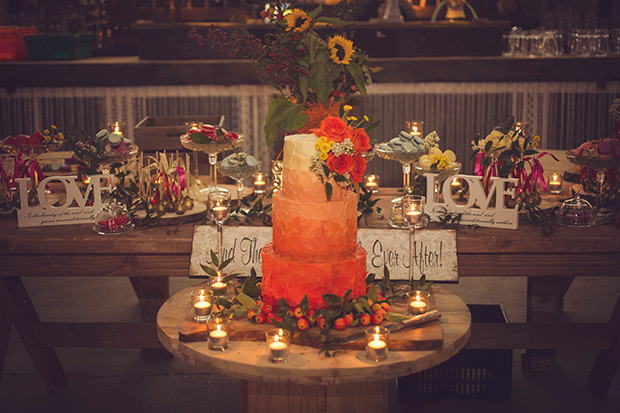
[261,243,367,309]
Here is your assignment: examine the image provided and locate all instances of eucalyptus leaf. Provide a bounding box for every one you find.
[322,293,341,307]
[210,250,219,268]
[325,182,333,201]
[200,264,218,277]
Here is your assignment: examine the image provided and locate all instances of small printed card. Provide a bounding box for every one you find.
[191,226,458,281]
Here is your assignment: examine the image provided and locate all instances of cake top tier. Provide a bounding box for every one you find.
[282,134,317,173]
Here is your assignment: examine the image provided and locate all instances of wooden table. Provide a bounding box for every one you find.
[157,286,471,413]
[1,186,619,397]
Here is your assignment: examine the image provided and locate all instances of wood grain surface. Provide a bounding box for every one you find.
[157,286,470,386]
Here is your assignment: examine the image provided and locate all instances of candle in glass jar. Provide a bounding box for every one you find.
[266,328,290,363]
[212,205,228,220]
[364,175,379,192]
[208,324,228,349]
[253,173,266,194]
[194,298,212,317]
[548,173,562,194]
[407,291,430,315]
[405,209,423,226]
[365,326,389,361]
[367,334,388,357]
[451,177,461,191]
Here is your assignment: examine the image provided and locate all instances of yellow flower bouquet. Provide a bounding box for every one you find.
[190,3,380,148]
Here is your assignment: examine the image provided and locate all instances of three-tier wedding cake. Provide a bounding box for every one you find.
[261,134,367,309]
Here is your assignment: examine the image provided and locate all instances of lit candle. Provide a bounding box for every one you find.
[405,209,423,226]
[194,297,212,317]
[267,328,290,363]
[548,173,562,194]
[253,173,266,194]
[210,276,228,296]
[208,324,229,350]
[211,205,228,220]
[365,326,389,361]
[407,120,424,138]
[364,175,379,193]
[451,177,461,191]
[407,291,429,315]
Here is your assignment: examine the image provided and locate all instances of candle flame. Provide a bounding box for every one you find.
[374,333,380,341]
[368,175,375,183]
[416,294,421,301]
[199,295,205,302]
[216,324,222,331]
[274,334,280,342]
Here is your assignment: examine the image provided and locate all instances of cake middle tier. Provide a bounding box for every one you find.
[261,243,368,309]
[272,190,359,261]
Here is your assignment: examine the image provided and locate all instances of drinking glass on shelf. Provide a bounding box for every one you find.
[207,190,231,262]
[402,195,425,289]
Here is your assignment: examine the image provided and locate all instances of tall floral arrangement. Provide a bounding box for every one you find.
[471,115,553,205]
[189,2,379,148]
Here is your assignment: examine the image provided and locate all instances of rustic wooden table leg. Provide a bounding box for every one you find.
[587,292,620,398]
[135,277,171,357]
[522,276,575,372]
[0,295,12,387]
[0,277,67,393]
[241,379,389,413]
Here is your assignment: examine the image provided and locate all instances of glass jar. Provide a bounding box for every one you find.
[560,195,595,227]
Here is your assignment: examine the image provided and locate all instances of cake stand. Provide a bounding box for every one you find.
[180,134,244,194]
[566,151,620,219]
[413,162,462,203]
[374,144,427,228]
[216,161,261,205]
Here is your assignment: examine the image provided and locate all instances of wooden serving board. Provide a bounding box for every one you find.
[180,289,443,351]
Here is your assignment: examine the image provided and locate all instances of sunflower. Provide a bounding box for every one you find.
[328,35,354,65]
[285,9,311,32]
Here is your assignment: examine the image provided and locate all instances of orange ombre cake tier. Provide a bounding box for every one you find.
[261,134,368,309]
[272,190,358,260]
[261,243,367,309]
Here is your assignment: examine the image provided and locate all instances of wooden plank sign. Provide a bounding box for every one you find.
[190,226,458,281]
[424,173,520,230]
[15,174,111,228]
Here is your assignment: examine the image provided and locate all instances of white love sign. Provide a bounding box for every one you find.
[424,173,520,230]
[15,174,111,227]
[190,226,458,281]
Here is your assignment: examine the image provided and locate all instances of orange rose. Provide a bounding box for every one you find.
[313,115,350,143]
[350,128,371,153]
[327,153,354,175]
[349,154,366,183]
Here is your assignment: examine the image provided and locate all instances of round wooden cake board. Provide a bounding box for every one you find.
[157,286,471,413]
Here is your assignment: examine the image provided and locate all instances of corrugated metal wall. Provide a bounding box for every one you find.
[1,82,619,186]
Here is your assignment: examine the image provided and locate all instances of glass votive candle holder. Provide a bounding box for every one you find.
[365,326,389,362]
[548,173,562,194]
[364,175,380,193]
[184,121,203,134]
[209,273,231,302]
[207,317,229,351]
[406,120,424,138]
[266,328,290,363]
[190,288,212,323]
[108,121,127,136]
[253,172,267,194]
[407,290,431,315]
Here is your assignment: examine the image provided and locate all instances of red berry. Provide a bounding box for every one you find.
[334,318,346,330]
[360,314,371,326]
[246,310,256,320]
[296,317,310,331]
[380,302,390,312]
[317,316,326,330]
[286,309,295,317]
[266,313,276,324]
[262,304,273,314]
[344,313,353,327]
[371,312,384,325]
[293,307,304,319]
[254,313,266,324]
[306,308,316,319]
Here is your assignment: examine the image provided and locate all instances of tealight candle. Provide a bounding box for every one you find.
[209,272,229,301]
[548,173,562,194]
[266,328,290,363]
[108,121,127,136]
[407,290,430,316]
[364,175,380,193]
[365,326,389,361]
[451,177,461,191]
[190,289,212,322]
[253,173,267,194]
[208,318,229,351]
[406,120,424,138]
[211,205,229,220]
[404,209,423,226]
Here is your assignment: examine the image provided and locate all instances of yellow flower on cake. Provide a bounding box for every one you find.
[285,9,311,32]
[328,35,354,65]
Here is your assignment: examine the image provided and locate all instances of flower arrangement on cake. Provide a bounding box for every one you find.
[189,3,380,148]
[309,107,372,199]
[471,115,554,208]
